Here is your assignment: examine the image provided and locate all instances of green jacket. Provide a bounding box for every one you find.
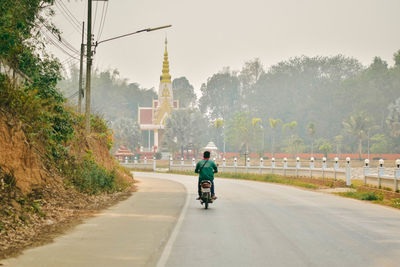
[195,159,218,182]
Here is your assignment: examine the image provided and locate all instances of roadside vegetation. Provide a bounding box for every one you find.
[0,0,133,259]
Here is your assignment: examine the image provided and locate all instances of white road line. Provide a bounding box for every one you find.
[156,187,190,267]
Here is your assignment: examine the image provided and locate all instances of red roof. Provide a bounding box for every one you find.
[139,108,153,124]
[114,145,135,156]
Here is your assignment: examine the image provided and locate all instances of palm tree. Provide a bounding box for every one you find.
[213,119,224,151]
[307,122,316,157]
[342,111,370,159]
[269,118,282,158]
[282,121,298,158]
[334,135,343,157]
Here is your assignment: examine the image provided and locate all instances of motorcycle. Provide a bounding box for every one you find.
[199,180,214,209]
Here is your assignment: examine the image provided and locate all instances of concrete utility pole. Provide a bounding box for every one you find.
[84,0,170,134]
[85,0,92,133]
[78,21,85,114]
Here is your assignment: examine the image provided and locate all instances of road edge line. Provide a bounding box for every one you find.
[156,183,190,267]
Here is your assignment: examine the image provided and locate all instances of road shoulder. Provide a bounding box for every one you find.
[2,177,186,267]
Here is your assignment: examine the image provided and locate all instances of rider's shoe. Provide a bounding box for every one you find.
[212,195,217,200]
[196,196,201,200]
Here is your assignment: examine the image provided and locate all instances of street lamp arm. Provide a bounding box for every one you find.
[96,25,172,46]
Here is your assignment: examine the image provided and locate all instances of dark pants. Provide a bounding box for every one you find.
[198,180,215,197]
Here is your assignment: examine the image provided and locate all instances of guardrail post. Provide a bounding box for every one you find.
[125,156,129,164]
[134,156,138,165]
[378,159,384,188]
[322,157,327,178]
[334,157,339,179]
[346,157,351,186]
[181,157,184,166]
[296,157,300,178]
[310,157,315,178]
[259,158,263,175]
[144,156,147,164]
[169,156,172,171]
[153,156,156,171]
[283,157,287,176]
[364,159,370,185]
[223,157,226,167]
[246,157,250,173]
[271,158,275,174]
[395,159,400,192]
[234,157,237,173]
[192,158,196,167]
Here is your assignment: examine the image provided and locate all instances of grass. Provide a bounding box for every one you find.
[164,170,319,189]
[338,191,383,201]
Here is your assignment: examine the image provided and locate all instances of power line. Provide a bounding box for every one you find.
[67,91,79,99]
[42,30,80,60]
[42,22,80,55]
[55,1,82,35]
[92,1,99,33]
[97,1,109,41]
[57,0,81,26]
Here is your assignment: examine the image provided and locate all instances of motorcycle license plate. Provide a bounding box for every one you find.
[202,188,210,193]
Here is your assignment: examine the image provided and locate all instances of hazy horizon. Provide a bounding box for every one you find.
[51,0,400,94]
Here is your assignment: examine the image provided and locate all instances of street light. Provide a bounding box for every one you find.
[95,25,172,47]
[84,24,172,133]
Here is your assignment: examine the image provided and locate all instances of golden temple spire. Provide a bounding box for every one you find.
[160,37,171,83]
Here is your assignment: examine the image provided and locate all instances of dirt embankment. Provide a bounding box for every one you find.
[0,113,50,194]
[0,111,134,260]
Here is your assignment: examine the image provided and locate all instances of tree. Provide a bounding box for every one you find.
[370,134,389,154]
[307,122,316,156]
[292,136,304,158]
[318,140,332,157]
[110,118,141,151]
[342,111,371,159]
[213,119,224,152]
[387,97,400,138]
[282,121,298,158]
[269,118,282,157]
[164,110,192,157]
[199,68,240,121]
[393,50,400,68]
[238,58,265,112]
[334,135,343,156]
[172,77,196,108]
[164,109,208,158]
[226,112,262,153]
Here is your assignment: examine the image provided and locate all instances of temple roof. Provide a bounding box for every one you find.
[114,145,135,157]
[160,38,171,83]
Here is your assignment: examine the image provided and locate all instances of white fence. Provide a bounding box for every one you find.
[122,156,400,190]
[363,159,400,191]
[168,157,350,184]
[121,156,156,171]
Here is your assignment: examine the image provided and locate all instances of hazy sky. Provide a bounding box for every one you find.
[51,0,400,94]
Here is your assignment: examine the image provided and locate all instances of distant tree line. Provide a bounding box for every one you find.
[59,51,400,157]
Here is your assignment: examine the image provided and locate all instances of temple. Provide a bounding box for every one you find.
[138,38,179,153]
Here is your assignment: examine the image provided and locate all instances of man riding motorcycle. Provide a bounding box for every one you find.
[195,151,218,200]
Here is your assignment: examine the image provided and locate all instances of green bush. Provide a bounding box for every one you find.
[342,191,383,201]
[71,158,117,195]
[154,152,162,160]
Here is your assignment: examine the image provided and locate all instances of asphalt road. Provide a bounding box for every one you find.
[3,172,400,267]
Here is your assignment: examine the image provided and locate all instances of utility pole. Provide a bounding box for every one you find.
[85,0,93,133]
[78,21,85,114]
